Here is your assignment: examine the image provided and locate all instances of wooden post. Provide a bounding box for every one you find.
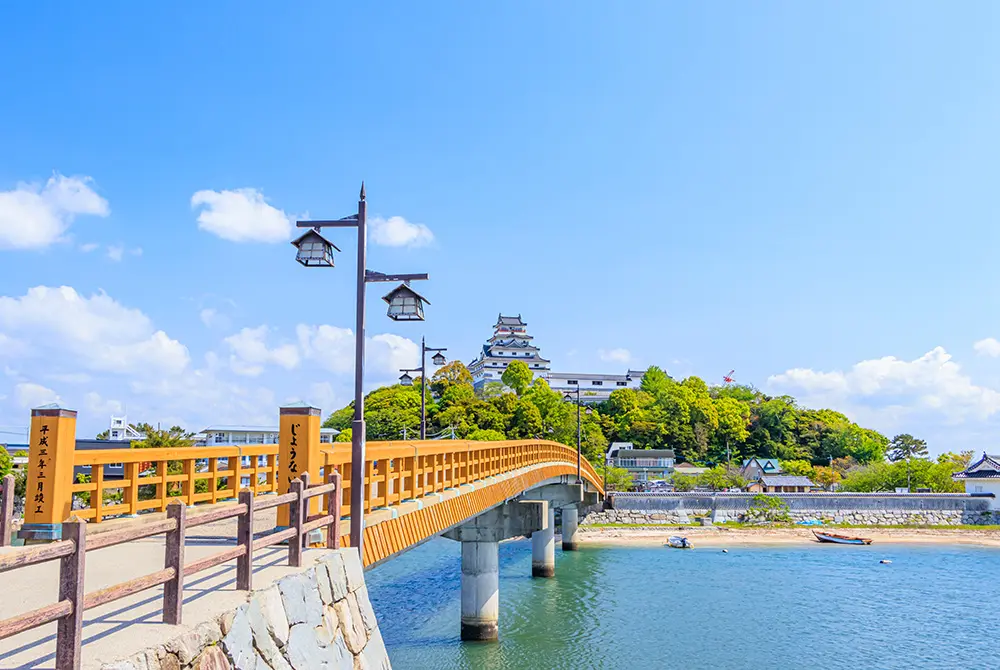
[156,460,168,512]
[236,489,254,591]
[93,464,104,523]
[125,462,140,516]
[164,501,186,624]
[56,516,86,670]
[277,403,322,527]
[288,478,304,568]
[327,471,342,550]
[0,474,13,547]
[21,404,77,543]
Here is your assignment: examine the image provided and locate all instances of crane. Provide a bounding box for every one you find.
[723,369,736,384]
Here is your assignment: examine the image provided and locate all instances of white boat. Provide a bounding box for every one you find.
[667,536,692,549]
[812,530,872,545]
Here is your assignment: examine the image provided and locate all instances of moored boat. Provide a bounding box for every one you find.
[667,536,692,549]
[812,530,872,545]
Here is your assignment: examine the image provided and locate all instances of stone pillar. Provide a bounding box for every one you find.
[461,540,499,641]
[277,402,322,527]
[532,505,555,578]
[562,505,579,551]
[19,404,77,543]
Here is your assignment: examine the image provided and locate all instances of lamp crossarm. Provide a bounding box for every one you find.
[365,270,430,283]
[399,367,421,374]
[296,215,359,229]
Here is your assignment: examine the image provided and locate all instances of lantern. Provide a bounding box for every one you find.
[382,283,430,321]
[431,351,447,366]
[399,372,414,386]
[291,230,340,268]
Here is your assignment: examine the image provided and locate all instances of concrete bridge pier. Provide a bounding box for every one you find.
[562,505,580,551]
[531,506,556,577]
[444,499,546,641]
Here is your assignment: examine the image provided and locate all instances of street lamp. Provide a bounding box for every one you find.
[562,387,592,484]
[399,337,448,439]
[292,183,430,558]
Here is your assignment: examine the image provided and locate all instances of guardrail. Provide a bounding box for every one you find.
[70,440,603,525]
[1,474,13,547]
[0,471,341,668]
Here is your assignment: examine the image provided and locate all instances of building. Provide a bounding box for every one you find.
[741,458,782,480]
[198,426,339,447]
[468,314,551,389]
[543,370,645,404]
[953,453,1000,509]
[672,463,708,477]
[108,415,145,441]
[746,475,816,493]
[608,442,675,482]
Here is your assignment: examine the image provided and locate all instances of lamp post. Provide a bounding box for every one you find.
[562,387,593,484]
[399,337,448,439]
[292,183,430,558]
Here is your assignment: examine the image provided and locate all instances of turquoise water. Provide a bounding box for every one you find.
[366,538,1000,669]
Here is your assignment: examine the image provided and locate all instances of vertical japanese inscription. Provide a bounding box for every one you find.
[33,423,51,515]
[287,422,299,486]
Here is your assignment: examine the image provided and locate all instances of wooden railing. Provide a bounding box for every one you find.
[70,440,603,525]
[1,474,14,547]
[0,472,341,668]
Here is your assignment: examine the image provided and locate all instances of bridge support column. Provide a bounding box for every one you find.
[444,499,546,642]
[461,540,499,641]
[531,506,555,578]
[562,505,579,551]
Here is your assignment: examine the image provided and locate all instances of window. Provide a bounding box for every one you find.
[592,380,603,386]
[975,485,984,493]
[107,462,123,469]
[616,381,627,386]
[214,432,226,443]
[567,380,578,385]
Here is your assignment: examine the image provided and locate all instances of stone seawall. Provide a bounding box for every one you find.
[102,549,391,670]
[582,493,1000,526]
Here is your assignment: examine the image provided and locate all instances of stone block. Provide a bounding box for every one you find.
[279,569,324,626]
[220,611,237,637]
[354,627,392,670]
[222,606,256,670]
[165,628,206,666]
[353,586,379,635]
[325,551,350,601]
[317,563,335,604]
[347,592,369,643]
[253,585,291,646]
[160,654,182,670]
[286,622,353,670]
[193,647,232,670]
[334,596,366,654]
[317,605,341,646]
[246,592,293,670]
[343,551,365,593]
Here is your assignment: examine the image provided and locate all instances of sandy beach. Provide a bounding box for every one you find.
[577,525,1000,548]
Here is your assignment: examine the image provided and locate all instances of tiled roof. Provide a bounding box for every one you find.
[758,475,816,487]
[496,314,525,326]
[954,453,1000,479]
[615,449,676,459]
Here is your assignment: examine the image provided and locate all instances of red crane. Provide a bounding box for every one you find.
[723,369,736,384]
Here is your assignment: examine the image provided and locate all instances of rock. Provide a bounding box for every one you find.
[355,627,392,670]
[343,552,365,593]
[220,611,237,637]
[317,563,335,605]
[192,647,232,670]
[101,661,140,670]
[316,606,340,646]
[254,586,291,646]
[279,570,323,626]
[334,596,366,654]
[246,593,293,670]
[165,629,206,666]
[324,551,350,602]
[222,606,256,670]
[286,623,353,670]
[347,593,368,643]
[159,654,182,670]
[353,586,379,635]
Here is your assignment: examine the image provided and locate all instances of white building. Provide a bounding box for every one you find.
[198,425,339,447]
[469,314,551,389]
[543,370,644,403]
[108,415,145,441]
[953,453,1000,510]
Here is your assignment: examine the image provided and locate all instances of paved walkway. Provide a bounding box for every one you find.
[0,507,332,669]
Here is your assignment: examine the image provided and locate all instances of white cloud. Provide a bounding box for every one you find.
[974,338,1000,357]
[296,325,418,376]
[598,348,633,364]
[107,244,124,262]
[0,286,190,375]
[191,188,292,243]
[14,382,60,409]
[200,308,219,327]
[305,382,341,414]
[0,174,110,250]
[223,326,300,377]
[84,391,123,416]
[130,247,143,257]
[768,346,1000,422]
[80,242,99,253]
[369,216,434,248]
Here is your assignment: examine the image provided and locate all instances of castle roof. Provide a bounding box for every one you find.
[496,314,526,327]
[954,453,1000,479]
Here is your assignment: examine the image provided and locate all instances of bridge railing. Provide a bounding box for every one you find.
[66,439,600,525]
[0,472,341,668]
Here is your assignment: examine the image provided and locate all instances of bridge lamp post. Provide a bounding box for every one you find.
[292,183,430,558]
[399,337,448,439]
[562,388,593,484]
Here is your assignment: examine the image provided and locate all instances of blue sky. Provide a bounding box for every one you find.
[2,2,1000,453]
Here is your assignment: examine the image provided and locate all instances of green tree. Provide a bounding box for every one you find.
[430,361,473,395]
[781,459,816,479]
[132,424,195,449]
[813,466,841,490]
[598,464,633,491]
[469,429,506,441]
[671,473,698,492]
[887,434,929,490]
[0,446,11,478]
[508,398,543,438]
[335,428,352,443]
[698,465,744,491]
[501,360,533,396]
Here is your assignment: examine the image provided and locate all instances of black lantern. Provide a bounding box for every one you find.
[382,283,430,321]
[431,351,447,366]
[291,229,340,268]
[399,372,414,386]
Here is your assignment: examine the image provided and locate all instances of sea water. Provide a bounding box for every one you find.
[365,537,1000,669]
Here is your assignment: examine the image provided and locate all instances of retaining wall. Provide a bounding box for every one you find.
[582,493,1000,526]
[102,549,391,670]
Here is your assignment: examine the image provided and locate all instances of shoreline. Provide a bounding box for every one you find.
[577,525,1000,547]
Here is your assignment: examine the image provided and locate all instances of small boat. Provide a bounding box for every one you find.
[667,536,692,549]
[812,530,872,545]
